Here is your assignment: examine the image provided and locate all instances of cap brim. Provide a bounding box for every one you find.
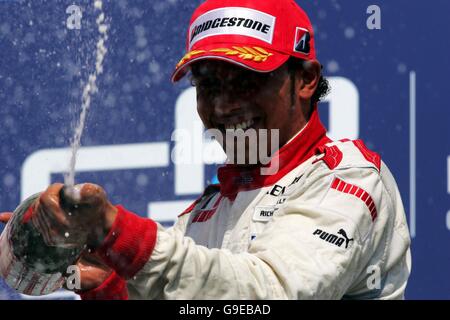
[171,44,290,82]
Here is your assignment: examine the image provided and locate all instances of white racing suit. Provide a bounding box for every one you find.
[84,108,411,300]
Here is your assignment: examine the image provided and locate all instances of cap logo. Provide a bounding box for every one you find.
[189,7,275,50]
[293,27,310,54]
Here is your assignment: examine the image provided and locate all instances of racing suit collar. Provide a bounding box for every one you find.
[218,105,331,200]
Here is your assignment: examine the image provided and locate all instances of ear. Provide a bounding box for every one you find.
[296,60,321,101]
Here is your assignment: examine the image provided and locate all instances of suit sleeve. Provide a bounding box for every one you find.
[79,205,191,300]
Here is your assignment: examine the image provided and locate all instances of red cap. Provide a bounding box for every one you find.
[171,0,316,82]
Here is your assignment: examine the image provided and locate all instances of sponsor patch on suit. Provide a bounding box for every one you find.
[253,206,275,222]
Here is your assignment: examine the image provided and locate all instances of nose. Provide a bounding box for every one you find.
[212,90,243,118]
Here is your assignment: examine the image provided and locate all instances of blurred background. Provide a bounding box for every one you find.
[0,0,449,299]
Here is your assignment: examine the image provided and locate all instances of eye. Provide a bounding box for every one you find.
[193,78,222,100]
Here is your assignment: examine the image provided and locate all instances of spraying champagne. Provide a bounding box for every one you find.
[0,1,110,296]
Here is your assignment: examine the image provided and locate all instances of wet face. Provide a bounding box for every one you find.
[192,60,307,166]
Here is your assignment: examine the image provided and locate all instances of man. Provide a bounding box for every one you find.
[0,0,411,299]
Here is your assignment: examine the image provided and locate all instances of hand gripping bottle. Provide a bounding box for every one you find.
[0,192,85,296]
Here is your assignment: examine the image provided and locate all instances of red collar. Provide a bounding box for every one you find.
[217,107,331,200]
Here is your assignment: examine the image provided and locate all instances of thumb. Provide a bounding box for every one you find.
[0,212,13,224]
[62,183,106,208]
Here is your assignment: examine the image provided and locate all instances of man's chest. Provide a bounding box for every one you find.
[183,164,310,251]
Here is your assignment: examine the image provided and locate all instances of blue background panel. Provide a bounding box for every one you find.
[0,0,449,299]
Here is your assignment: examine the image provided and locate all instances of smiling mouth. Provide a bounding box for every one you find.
[215,117,262,132]
[224,119,254,130]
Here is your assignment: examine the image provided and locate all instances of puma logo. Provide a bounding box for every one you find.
[337,229,354,249]
[312,228,354,249]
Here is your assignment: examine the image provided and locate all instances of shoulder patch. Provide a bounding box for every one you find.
[178,198,201,218]
[178,184,220,218]
[331,177,377,221]
[313,144,343,170]
[352,140,381,171]
[192,194,223,223]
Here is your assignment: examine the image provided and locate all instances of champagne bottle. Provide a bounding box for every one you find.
[0,193,85,296]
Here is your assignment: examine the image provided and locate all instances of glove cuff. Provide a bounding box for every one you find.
[96,205,157,279]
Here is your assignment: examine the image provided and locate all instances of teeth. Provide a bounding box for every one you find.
[224,119,254,131]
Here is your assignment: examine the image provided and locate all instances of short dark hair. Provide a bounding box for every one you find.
[286,57,330,105]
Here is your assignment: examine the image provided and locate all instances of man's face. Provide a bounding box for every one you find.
[192,60,305,166]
